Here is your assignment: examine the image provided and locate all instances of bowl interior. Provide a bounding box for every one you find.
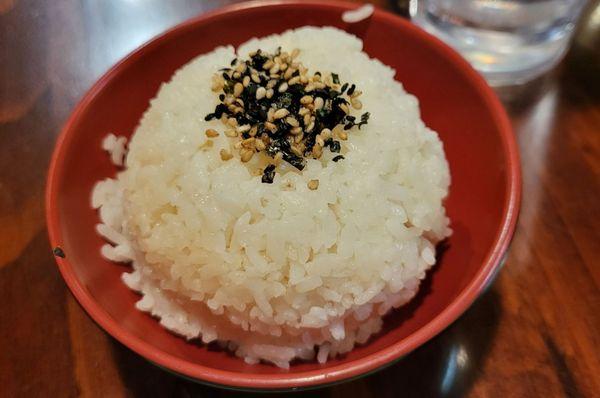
[47,1,516,389]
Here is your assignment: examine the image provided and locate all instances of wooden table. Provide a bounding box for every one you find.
[1,1,598,396]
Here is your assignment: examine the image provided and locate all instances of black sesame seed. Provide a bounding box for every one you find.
[340,83,348,93]
[332,73,340,84]
[332,155,345,162]
[222,72,231,80]
[329,140,341,153]
[347,84,356,96]
[358,111,370,129]
[261,164,276,183]
[53,247,66,258]
[230,58,237,66]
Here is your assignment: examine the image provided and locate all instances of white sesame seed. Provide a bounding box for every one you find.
[205,129,219,138]
[237,124,251,133]
[265,121,277,132]
[263,60,274,70]
[308,179,319,190]
[243,75,250,87]
[225,129,238,137]
[220,149,233,161]
[286,116,299,127]
[266,88,274,99]
[278,82,288,93]
[303,113,311,126]
[273,109,289,119]
[256,87,266,100]
[269,64,280,74]
[312,145,322,158]
[306,121,315,132]
[241,137,255,148]
[255,139,266,151]
[291,145,303,157]
[233,83,243,97]
[291,48,300,59]
[315,135,325,147]
[300,95,313,105]
[320,128,332,140]
[314,97,324,110]
[351,99,363,110]
[240,148,254,162]
[236,62,247,74]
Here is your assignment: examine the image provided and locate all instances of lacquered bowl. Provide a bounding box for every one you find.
[46,0,520,390]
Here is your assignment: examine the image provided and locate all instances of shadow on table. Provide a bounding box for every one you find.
[111,285,501,398]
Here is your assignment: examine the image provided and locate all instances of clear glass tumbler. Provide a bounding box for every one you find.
[410,0,589,86]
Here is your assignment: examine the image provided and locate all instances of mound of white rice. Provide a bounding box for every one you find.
[92,27,451,368]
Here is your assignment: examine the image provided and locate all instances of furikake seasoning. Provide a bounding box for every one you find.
[204,48,369,185]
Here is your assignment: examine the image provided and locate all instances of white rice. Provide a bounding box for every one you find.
[92,27,451,368]
[341,4,375,23]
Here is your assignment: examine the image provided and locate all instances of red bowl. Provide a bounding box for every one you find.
[46,0,520,390]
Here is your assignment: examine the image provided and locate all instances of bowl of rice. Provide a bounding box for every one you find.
[46,0,520,390]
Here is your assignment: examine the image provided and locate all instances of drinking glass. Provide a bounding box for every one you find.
[410,0,589,85]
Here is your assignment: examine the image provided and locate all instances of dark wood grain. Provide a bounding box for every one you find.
[1,1,598,397]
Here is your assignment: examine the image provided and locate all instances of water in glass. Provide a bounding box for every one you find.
[410,0,588,85]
